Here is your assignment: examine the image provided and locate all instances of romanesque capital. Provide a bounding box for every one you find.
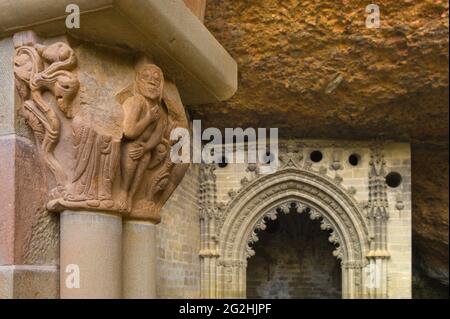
[13,31,189,223]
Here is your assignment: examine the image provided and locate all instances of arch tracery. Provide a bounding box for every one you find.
[245,200,345,262]
[200,165,373,299]
[219,168,370,261]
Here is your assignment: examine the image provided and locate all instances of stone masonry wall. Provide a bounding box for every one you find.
[384,143,412,298]
[156,165,201,298]
[213,139,412,298]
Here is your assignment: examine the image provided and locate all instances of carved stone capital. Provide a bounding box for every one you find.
[13,31,189,223]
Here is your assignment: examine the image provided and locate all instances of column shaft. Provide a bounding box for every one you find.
[123,221,157,299]
[60,211,122,299]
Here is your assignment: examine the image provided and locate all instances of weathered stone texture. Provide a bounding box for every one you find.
[157,165,201,298]
[1,35,60,298]
[199,0,449,294]
[0,38,33,139]
[411,144,449,298]
[0,136,57,267]
[0,38,15,136]
[200,0,448,142]
[0,265,59,299]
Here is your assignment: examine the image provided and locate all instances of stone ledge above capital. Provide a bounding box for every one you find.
[0,0,237,105]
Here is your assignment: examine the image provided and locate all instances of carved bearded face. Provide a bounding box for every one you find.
[14,53,33,82]
[136,65,163,101]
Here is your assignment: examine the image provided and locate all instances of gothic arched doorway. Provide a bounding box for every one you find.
[246,205,342,299]
[200,167,373,299]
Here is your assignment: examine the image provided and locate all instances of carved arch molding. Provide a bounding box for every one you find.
[200,167,375,299]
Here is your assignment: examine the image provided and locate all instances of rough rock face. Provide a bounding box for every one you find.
[197,0,449,297]
[412,144,448,298]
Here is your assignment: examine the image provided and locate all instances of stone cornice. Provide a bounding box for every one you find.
[0,0,237,105]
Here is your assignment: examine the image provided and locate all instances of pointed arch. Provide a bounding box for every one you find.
[213,168,371,298]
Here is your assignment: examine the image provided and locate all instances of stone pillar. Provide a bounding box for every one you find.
[60,211,122,299]
[341,264,349,299]
[10,30,193,299]
[1,36,59,299]
[366,144,391,299]
[2,0,236,299]
[238,262,246,299]
[122,221,157,299]
[199,164,221,299]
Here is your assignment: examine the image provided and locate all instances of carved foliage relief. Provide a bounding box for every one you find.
[13,31,189,223]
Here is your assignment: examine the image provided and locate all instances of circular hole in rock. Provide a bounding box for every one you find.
[385,172,402,188]
[310,150,323,163]
[348,154,361,166]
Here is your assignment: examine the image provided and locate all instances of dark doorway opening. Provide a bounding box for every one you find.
[247,210,342,299]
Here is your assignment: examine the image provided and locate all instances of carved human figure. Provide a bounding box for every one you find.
[65,113,120,209]
[13,33,80,196]
[118,63,167,212]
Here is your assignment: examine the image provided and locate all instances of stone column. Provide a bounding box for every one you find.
[1,36,59,299]
[60,211,122,299]
[199,164,221,298]
[341,264,349,299]
[122,221,157,299]
[366,144,391,299]
[3,0,236,299]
